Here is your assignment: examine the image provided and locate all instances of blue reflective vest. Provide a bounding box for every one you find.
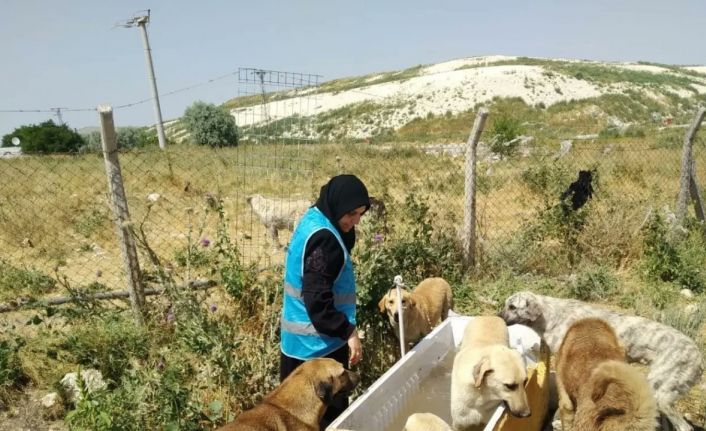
[280,207,356,360]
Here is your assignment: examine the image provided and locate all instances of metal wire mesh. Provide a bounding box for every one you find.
[1,100,704,295]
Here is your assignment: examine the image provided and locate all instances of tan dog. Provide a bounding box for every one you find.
[378,277,453,346]
[556,318,657,431]
[404,412,452,431]
[460,315,510,350]
[217,358,359,431]
[451,316,531,430]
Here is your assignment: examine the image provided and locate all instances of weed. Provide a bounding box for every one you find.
[640,214,706,292]
[0,259,56,301]
[0,335,29,408]
[568,265,617,301]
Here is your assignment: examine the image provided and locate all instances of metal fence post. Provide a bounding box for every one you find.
[463,107,489,270]
[98,105,145,325]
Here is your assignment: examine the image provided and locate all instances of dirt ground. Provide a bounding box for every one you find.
[0,388,66,431]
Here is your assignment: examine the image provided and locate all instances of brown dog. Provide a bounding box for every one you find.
[378,277,453,347]
[556,318,657,431]
[217,358,360,431]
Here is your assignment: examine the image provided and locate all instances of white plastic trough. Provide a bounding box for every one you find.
[328,315,548,431]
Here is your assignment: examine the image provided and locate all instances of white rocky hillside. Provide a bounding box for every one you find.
[171,55,706,142]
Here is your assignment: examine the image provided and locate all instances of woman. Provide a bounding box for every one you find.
[280,174,370,429]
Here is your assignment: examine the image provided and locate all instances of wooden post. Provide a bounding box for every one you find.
[676,107,706,223]
[463,108,489,269]
[98,105,145,325]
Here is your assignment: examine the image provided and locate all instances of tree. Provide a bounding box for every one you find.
[79,127,162,153]
[182,102,238,147]
[1,121,84,154]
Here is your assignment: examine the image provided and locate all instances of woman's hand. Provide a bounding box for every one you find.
[348,328,363,365]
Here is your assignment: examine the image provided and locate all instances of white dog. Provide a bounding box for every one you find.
[451,316,531,430]
[245,194,310,248]
[500,291,703,431]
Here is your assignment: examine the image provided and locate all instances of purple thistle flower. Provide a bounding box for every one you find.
[374,233,384,242]
[200,237,210,247]
[166,311,175,323]
[209,303,218,313]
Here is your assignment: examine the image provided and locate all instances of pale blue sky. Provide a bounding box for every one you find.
[2,0,705,137]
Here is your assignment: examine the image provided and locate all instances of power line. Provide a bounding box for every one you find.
[1,71,240,115]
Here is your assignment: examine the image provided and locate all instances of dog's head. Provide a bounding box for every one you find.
[297,358,359,405]
[577,169,593,186]
[473,346,531,419]
[499,291,542,326]
[378,288,415,324]
[404,412,452,431]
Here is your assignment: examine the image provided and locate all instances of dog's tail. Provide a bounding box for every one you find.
[574,360,658,431]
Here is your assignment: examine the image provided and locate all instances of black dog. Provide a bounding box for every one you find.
[561,170,594,213]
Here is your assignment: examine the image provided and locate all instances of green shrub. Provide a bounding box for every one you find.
[355,193,464,330]
[65,358,197,431]
[61,315,150,384]
[520,159,571,206]
[640,214,706,292]
[0,259,56,300]
[182,102,238,147]
[1,120,85,154]
[569,266,617,301]
[488,114,523,158]
[73,208,108,238]
[0,335,29,406]
[173,244,212,268]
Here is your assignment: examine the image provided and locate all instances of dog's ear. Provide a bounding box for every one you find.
[315,379,334,405]
[378,293,388,313]
[526,295,542,321]
[590,375,617,402]
[472,357,493,388]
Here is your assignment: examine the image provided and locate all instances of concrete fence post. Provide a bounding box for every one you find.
[463,108,489,270]
[98,105,145,325]
[676,107,706,224]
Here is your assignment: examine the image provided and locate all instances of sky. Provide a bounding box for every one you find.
[2,0,706,138]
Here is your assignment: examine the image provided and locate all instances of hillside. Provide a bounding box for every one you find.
[217,55,706,142]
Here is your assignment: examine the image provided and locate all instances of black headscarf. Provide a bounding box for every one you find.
[315,174,370,251]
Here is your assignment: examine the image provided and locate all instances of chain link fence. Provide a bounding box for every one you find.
[1,97,704,299]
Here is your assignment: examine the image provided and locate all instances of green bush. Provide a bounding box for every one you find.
[80,128,160,153]
[569,266,617,301]
[65,359,197,431]
[61,315,150,384]
[355,193,464,330]
[640,214,706,292]
[2,120,85,154]
[0,335,29,406]
[488,114,523,158]
[0,259,56,301]
[182,102,238,147]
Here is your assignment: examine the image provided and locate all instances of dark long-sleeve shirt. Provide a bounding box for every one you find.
[301,229,356,340]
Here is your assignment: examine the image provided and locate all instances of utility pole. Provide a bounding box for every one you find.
[50,107,65,125]
[118,10,167,149]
